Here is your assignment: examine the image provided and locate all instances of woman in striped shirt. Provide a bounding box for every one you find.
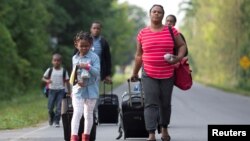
[131,4,187,141]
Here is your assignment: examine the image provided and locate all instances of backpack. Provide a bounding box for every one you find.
[42,67,66,97]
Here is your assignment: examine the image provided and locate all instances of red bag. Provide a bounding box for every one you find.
[174,58,192,90]
[168,26,192,90]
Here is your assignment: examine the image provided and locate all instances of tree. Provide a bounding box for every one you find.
[0,0,148,99]
[0,0,52,97]
[104,3,146,66]
[180,0,250,90]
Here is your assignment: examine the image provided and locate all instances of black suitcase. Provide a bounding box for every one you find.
[61,96,97,141]
[98,82,119,124]
[117,79,148,139]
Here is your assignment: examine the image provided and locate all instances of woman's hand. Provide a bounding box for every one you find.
[166,55,182,64]
[130,74,139,82]
[104,76,112,84]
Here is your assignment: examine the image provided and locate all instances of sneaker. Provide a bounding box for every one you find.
[55,123,60,128]
[48,113,54,126]
[49,119,53,126]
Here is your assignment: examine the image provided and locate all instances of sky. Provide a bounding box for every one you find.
[118,0,185,28]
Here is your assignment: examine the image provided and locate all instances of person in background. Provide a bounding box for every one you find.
[70,31,100,141]
[131,4,187,141]
[90,21,112,83]
[165,14,177,27]
[42,53,70,127]
[165,14,188,56]
[73,21,112,83]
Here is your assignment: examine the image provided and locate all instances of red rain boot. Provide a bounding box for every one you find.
[82,134,90,141]
[70,135,79,141]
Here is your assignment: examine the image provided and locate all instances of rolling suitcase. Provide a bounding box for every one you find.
[98,82,119,124]
[61,96,97,141]
[117,79,148,139]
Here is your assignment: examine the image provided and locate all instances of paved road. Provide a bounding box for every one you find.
[1,82,250,141]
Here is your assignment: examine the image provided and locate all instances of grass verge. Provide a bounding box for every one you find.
[0,73,128,130]
[0,90,47,130]
[195,80,250,97]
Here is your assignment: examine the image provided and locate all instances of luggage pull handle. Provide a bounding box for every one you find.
[103,81,114,101]
[127,78,143,107]
[65,95,72,113]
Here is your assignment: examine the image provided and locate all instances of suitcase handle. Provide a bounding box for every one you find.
[103,81,113,94]
[103,82,114,102]
[127,79,143,107]
[65,95,72,113]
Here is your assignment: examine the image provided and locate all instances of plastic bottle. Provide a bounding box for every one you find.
[134,84,139,92]
[164,53,173,61]
[77,68,82,83]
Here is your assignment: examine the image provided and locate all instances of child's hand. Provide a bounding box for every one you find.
[46,79,52,84]
[78,81,84,87]
[79,63,90,70]
[66,93,71,97]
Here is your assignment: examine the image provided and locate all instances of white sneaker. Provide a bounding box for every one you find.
[55,123,60,128]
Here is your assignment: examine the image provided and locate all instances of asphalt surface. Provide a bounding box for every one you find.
[1,82,250,141]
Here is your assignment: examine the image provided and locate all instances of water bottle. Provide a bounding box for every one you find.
[164,53,174,61]
[81,69,90,78]
[133,84,140,92]
[77,68,82,83]
[80,59,90,78]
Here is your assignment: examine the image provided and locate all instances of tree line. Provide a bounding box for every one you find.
[180,0,250,92]
[0,0,146,99]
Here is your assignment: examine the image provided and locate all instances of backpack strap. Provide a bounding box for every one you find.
[180,33,186,43]
[48,67,67,81]
[168,26,188,56]
[180,33,188,56]
[63,68,66,80]
[48,67,53,79]
[168,26,177,55]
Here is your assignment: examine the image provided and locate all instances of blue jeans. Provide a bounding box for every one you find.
[48,89,65,124]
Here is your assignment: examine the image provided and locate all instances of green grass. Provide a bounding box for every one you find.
[0,90,47,130]
[210,84,250,97]
[1,73,248,130]
[195,79,250,97]
[0,73,128,130]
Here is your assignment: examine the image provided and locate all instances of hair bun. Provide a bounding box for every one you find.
[74,31,93,44]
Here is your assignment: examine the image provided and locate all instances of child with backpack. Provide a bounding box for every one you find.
[42,53,70,127]
[70,31,100,141]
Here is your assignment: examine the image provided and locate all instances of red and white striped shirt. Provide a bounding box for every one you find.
[137,25,179,79]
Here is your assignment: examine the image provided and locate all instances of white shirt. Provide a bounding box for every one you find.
[43,67,69,90]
